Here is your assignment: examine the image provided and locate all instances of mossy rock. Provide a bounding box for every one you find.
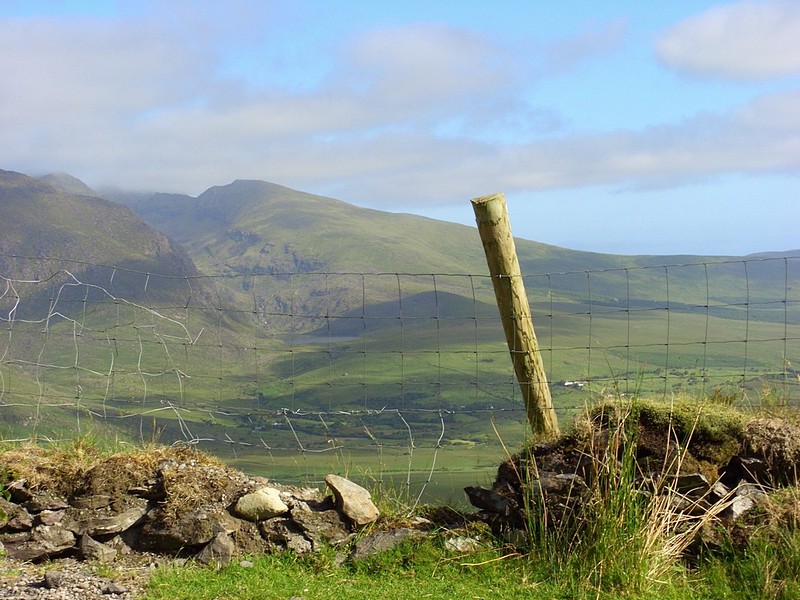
[577,397,747,475]
[742,418,800,486]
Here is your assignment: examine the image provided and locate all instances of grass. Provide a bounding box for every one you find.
[139,512,800,600]
[142,540,545,600]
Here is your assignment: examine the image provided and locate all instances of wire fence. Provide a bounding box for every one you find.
[1,252,798,502]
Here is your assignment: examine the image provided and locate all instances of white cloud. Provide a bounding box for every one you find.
[544,18,627,72]
[655,1,800,79]
[0,6,797,207]
[322,89,800,205]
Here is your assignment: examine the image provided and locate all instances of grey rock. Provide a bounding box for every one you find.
[196,531,236,568]
[79,534,118,563]
[0,530,30,544]
[24,493,70,513]
[538,472,589,493]
[290,486,327,503]
[5,524,76,561]
[139,506,241,552]
[324,475,380,526]
[0,497,33,531]
[259,517,313,554]
[728,495,756,520]
[102,582,130,595]
[64,500,148,536]
[710,481,731,501]
[106,534,134,556]
[464,486,513,515]
[36,509,65,526]
[667,473,711,499]
[351,528,423,560]
[445,536,482,553]
[722,482,768,520]
[233,487,288,521]
[735,482,768,499]
[292,508,352,549]
[44,570,68,589]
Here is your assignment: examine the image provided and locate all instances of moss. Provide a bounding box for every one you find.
[632,398,745,444]
[579,397,748,474]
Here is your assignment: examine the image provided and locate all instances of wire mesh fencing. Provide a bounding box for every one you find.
[1,253,798,503]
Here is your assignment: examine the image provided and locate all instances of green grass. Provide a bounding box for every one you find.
[143,539,544,600]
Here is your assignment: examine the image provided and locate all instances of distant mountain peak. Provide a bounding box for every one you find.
[38,172,97,197]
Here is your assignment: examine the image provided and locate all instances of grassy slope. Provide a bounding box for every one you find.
[3,174,797,466]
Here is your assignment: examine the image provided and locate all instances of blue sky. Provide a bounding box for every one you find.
[1,1,798,255]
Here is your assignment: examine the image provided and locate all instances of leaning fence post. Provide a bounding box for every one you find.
[471,193,560,438]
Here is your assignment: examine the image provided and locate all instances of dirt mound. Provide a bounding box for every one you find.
[466,399,800,554]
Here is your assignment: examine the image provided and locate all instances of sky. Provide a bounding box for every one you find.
[1,0,798,256]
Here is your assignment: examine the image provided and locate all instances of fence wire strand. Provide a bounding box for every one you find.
[1,252,798,496]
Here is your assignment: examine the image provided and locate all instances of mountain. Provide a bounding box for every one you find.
[108,179,799,312]
[38,172,98,197]
[0,168,201,312]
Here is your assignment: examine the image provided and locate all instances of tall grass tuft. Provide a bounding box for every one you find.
[523,398,735,597]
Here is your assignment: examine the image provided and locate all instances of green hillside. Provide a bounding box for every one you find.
[0,169,202,309]
[2,170,797,496]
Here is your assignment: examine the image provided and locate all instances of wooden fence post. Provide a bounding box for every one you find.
[471,193,560,438]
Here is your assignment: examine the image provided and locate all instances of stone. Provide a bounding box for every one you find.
[290,486,327,503]
[324,475,380,526]
[64,500,148,536]
[537,473,590,496]
[722,482,768,520]
[259,517,312,554]
[138,507,241,552]
[444,536,482,553]
[464,486,513,515]
[710,481,731,502]
[727,495,755,520]
[37,509,65,526]
[292,508,352,549]
[667,473,711,499]
[229,519,268,555]
[24,493,70,513]
[196,531,236,568]
[351,528,423,560]
[103,582,130,595]
[5,524,76,561]
[79,534,118,563]
[106,534,133,556]
[0,497,33,531]
[44,570,67,589]
[233,487,289,521]
[5,479,33,503]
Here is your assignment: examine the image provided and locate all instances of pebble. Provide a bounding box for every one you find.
[0,557,150,600]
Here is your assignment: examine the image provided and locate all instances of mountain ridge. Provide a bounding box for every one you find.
[0,168,202,309]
